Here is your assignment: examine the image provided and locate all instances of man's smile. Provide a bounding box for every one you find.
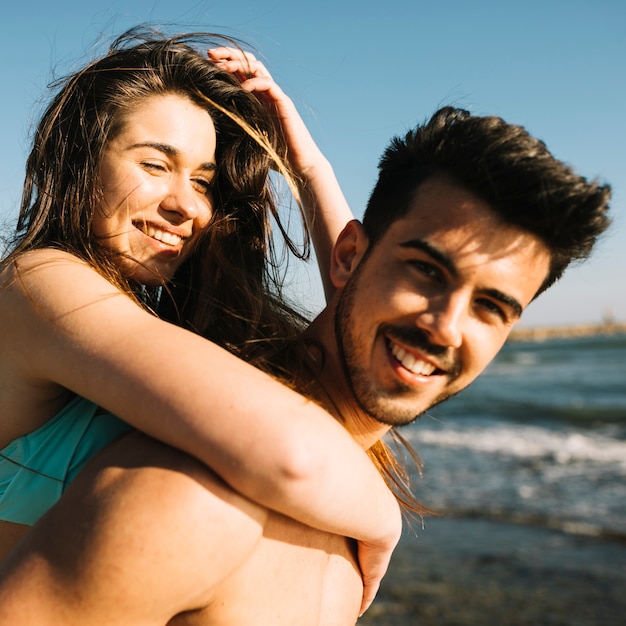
[388,339,438,377]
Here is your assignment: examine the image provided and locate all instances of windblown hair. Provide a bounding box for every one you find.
[3,26,425,517]
[363,106,612,295]
[3,26,307,350]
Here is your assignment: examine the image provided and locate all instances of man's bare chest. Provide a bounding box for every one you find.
[169,513,363,626]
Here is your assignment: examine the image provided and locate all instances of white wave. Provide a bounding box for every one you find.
[408,424,626,470]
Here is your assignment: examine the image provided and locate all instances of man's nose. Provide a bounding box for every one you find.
[416,293,465,349]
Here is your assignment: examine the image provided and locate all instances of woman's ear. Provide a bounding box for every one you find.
[329,220,369,289]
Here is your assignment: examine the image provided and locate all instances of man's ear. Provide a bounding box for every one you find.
[330,220,369,289]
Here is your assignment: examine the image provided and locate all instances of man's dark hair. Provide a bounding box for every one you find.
[363,106,611,295]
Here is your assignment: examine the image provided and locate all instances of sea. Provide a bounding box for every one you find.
[359,332,626,626]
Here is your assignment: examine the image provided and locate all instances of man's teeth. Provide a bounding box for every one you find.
[390,343,436,376]
[141,225,182,246]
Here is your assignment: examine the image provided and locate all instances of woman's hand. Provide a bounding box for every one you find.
[208,47,354,299]
[356,506,402,616]
[208,46,318,175]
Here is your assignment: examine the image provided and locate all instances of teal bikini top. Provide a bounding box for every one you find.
[0,396,132,526]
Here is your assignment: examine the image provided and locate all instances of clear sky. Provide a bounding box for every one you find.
[2,0,624,327]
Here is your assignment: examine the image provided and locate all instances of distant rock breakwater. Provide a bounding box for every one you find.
[508,321,626,343]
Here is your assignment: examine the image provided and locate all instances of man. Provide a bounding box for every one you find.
[0,107,610,624]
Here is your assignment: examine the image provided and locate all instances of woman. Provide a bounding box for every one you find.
[0,27,399,612]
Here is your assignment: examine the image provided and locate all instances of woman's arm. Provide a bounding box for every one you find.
[1,250,399,612]
[208,48,354,301]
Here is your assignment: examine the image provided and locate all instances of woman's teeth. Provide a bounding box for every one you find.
[140,225,182,246]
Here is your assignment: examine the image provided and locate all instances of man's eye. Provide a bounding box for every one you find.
[410,260,442,282]
[477,298,507,321]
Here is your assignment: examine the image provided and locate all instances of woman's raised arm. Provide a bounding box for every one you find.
[209,48,354,301]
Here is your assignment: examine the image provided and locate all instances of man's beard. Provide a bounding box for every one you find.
[334,256,462,426]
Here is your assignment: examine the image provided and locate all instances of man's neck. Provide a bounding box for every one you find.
[303,312,391,451]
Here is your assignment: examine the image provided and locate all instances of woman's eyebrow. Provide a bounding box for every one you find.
[129,142,217,170]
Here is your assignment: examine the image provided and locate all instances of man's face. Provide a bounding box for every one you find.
[334,178,551,426]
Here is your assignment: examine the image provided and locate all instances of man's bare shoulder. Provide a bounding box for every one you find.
[90,437,363,626]
[63,431,270,584]
[0,432,268,624]
[72,430,269,525]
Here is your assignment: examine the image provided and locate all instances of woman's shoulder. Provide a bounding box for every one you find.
[0,248,92,288]
[1,248,120,304]
[3,248,89,273]
[0,248,130,352]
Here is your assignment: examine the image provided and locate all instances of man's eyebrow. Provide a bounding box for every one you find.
[129,142,217,171]
[481,288,523,318]
[400,239,458,277]
[400,238,523,318]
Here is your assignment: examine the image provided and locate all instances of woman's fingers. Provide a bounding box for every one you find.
[208,47,271,79]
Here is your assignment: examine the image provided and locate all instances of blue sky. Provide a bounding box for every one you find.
[2,0,624,327]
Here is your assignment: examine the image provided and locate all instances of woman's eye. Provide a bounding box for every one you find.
[193,178,214,194]
[142,161,166,172]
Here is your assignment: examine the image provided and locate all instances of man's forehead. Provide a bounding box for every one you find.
[375,179,552,308]
[391,178,535,246]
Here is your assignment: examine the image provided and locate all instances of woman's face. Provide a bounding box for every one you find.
[95,93,217,285]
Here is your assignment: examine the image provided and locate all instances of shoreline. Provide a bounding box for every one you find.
[508,321,626,343]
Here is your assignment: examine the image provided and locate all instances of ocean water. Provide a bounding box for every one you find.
[360,333,626,625]
[406,332,626,539]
